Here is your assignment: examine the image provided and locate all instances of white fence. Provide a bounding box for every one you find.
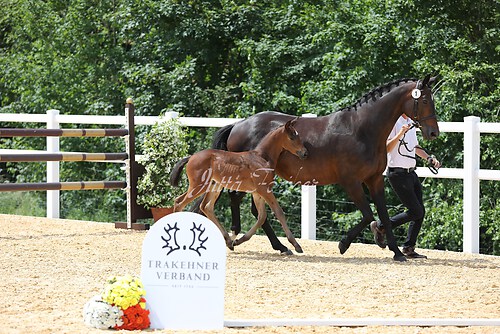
[1,111,499,254]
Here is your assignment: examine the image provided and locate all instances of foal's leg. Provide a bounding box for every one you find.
[260,191,303,253]
[200,188,235,251]
[233,193,267,247]
[173,191,196,212]
[188,195,204,214]
[250,196,292,255]
[173,180,209,212]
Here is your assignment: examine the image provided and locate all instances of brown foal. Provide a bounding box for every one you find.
[169,118,308,252]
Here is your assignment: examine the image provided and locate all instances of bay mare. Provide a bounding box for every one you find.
[212,75,439,261]
[170,119,308,252]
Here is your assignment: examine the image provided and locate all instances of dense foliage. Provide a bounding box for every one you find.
[136,117,189,209]
[1,0,498,254]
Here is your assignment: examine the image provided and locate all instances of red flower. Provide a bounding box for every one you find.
[114,301,150,330]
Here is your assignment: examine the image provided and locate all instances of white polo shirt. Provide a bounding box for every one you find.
[387,116,418,169]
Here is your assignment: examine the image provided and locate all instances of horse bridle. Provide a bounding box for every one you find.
[410,80,437,129]
[397,80,439,174]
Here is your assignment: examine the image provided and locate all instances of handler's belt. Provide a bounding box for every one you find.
[388,167,416,173]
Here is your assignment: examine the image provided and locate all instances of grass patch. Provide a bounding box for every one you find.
[0,191,45,217]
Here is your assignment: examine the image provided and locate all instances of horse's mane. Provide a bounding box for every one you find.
[340,77,418,113]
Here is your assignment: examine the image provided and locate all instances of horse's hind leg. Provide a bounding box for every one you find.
[200,188,234,251]
[337,182,375,254]
[173,177,209,212]
[229,190,246,239]
[173,191,195,212]
[366,175,406,261]
[233,193,267,247]
[338,179,406,261]
[189,195,204,214]
[261,192,303,253]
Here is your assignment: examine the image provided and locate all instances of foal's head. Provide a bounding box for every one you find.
[281,118,308,160]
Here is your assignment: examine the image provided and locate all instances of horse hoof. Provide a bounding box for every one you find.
[338,239,350,254]
[393,254,407,262]
[280,249,293,256]
[295,246,304,253]
[227,242,235,251]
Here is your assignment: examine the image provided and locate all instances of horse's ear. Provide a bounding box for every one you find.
[421,74,431,87]
[428,75,439,87]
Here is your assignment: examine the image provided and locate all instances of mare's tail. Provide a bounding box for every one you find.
[169,156,191,187]
[212,123,235,150]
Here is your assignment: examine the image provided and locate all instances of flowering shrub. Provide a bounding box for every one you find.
[136,116,189,209]
[83,275,150,330]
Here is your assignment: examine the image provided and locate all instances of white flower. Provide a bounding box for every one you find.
[82,295,124,329]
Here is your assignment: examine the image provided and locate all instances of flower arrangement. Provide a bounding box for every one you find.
[82,295,123,329]
[83,275,150,330]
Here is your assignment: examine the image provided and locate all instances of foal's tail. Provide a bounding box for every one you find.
[212,123,235,150]
[169,156,191,187]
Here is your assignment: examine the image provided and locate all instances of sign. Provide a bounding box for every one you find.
[141,212,226,330]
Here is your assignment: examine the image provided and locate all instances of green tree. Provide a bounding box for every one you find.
[1,0,498,253]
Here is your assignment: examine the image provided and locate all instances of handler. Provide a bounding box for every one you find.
[370,113,441,258]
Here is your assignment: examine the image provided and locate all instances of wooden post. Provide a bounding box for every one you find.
[115,98,150,230]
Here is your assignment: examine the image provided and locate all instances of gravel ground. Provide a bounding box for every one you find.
[0,214,499,334]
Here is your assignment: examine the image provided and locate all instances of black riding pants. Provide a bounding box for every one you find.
[385,169,425,248]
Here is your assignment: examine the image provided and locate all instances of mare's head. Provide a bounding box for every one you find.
[402,74,440,140]
[281,118,308,159]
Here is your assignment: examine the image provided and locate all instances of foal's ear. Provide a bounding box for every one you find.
[284,117,299,137]
[288,116,299,127]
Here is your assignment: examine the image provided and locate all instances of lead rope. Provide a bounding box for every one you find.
[397,126,439,174]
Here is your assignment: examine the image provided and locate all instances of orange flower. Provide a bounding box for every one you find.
[114,302,150,330]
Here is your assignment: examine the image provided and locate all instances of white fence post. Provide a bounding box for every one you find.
[46,109,60,219]
[463,116,480,253]
[301,113,317,240]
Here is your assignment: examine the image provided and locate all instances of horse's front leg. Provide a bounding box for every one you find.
[366,176,406,261]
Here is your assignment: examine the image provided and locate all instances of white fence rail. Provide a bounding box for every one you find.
[1,111,499,254]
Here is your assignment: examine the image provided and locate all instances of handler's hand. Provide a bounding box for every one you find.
[428,156,442,169]
[398,124,411,137]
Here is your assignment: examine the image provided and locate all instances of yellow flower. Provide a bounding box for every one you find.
[101,275,146,310]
